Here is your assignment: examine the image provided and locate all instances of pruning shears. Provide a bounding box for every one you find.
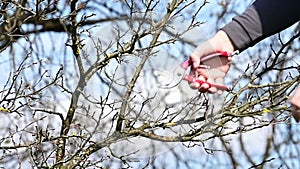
[160,51,238,91]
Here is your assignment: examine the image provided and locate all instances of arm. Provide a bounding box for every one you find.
[192,0,300,88]
[191,0,300,92]
[221,0,300,52]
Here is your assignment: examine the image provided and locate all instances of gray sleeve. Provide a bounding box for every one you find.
[221,0,300,52]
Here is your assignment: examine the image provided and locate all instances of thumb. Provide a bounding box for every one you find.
[190,52,201,69]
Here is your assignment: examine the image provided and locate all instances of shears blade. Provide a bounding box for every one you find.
[157,51,238,90]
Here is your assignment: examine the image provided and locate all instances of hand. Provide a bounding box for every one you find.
[189,30,235,94]
[290,87,300,122]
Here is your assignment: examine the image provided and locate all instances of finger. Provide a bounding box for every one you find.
[216,90,223,95]
[190,52,201,69]
[208,87,218,93]
[190,81,200,89]
[197,75,210,92]
[189,69,199,89]
[206,78,217,93]
[199,83,210,93]
[191,74,206,89]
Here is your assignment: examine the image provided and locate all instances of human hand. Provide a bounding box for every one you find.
[290,87,300,122]
[189,30,235,94]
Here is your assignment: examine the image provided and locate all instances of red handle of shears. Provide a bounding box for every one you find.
[183,74,230,91]
[181,51,231,69]
[180,51,232,91]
